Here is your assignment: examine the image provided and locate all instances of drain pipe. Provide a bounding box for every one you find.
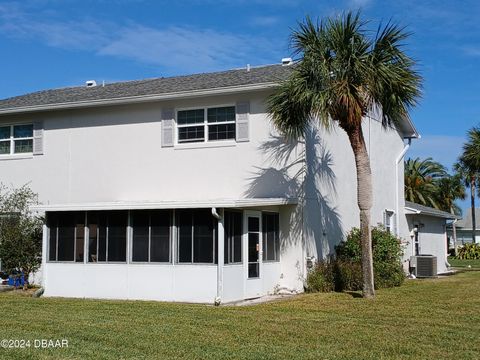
[395,138,411,237]
[212,208,223,305]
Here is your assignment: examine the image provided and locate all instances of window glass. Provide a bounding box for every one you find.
[150,210,170,262]
[132,211,149,262]
[208,124,235,141]
[178,126,204,143]
[14,140,33,153]
[207,106,235,123]
[107,211,127,262]
[177,109,204,125]
[0,141,9,154]
[0,127,10,139]
[13,124,33,138]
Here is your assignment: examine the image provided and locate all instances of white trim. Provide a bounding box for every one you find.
[0,83,276,116]
[33,198,298,212]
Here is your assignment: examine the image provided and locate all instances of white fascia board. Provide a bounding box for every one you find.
[404,207,421,215]
[32,198,298,212]
[0,83,277,116]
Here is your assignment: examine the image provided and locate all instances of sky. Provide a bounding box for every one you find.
[0,0,479,211]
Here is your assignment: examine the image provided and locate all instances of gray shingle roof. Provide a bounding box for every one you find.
[405,201,461,220]
[0,64,292,112]
[454,208,480,229]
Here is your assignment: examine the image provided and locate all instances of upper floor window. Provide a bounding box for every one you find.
[177,106,236,143]
[0,124,33,155]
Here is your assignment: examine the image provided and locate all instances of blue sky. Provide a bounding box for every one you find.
[0,0,479,210]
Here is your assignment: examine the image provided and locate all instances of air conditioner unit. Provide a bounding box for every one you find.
[413,255,437,278]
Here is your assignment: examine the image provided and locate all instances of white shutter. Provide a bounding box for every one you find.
[33,121,44,155]
[161,108,175,147]
[236,101,250,142]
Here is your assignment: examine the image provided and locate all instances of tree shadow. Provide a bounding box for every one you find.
[244,126,343,260]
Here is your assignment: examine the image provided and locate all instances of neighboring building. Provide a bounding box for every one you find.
[447,208,480,246]
[404,201,460,274]
[0,62,418,303]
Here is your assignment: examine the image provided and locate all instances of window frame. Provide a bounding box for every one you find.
[0,123,34,156]
[130,210,172,264]
[175,104,236,144]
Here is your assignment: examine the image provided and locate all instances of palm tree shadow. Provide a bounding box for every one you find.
[244,126,343,261]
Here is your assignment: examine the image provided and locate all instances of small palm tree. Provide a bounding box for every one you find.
[267,12,421,298]
[456,127,480,244]
[404,157,447,208]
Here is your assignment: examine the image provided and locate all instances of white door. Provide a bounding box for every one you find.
[244,211,262,299]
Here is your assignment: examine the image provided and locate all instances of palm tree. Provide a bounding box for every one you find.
[456,127,480,244]
[435,174,465,215]
[267,12,421,298]
[404,157,447,208]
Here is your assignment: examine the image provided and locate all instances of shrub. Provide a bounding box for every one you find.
[456,243,480,260]
[332,260,363,291]
[336,226,405,289]
[305,261,334,293]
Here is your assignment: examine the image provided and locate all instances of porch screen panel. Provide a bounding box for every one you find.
[57,212,75,261]
[193,210,214,263]
[97,213,107,262]
[224,211,242,264]
[48,213,57,261]
[150,210,170,262]
[177,210,193,263]
[107,211,127,262]
[132,211,149,262]
[75,213,85,262]
[262,212,280,262]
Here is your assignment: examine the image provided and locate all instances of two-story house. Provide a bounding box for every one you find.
[0,62,418,303]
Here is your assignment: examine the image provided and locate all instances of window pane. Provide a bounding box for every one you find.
[75,213,85,262]
[132,211,149,262]
[178,126,204,143]
[193,210,215,263]
[13,124,33,138]
[14,139,33,153]
[208,124,235,141]
[177,210,192,263]
[57,212,75,261]
[48,213,57,261]
[107,211,127,262]
[0,141,10,154]
[150,210,170,262]
[0,127,10,139]
[177,109,204,125]
[207,107,235,123]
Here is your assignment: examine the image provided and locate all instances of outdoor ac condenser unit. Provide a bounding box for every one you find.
[414,255,437,278]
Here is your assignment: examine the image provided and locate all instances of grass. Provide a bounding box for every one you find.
[1,272,480,360]
[448,257,480,269]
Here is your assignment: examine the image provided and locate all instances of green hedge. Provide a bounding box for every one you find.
[456,243,480,260]
[306,226,405,292]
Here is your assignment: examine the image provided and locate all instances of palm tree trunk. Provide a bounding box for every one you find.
[471,178,476,244]
[346,125,375,298]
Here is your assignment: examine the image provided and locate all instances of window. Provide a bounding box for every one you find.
[87,211,127,263]
[0,124,33,155]
[48,212,85,262]
[176,209,217,263]
[262,212,280,262]
[177,106,236,143]
[132,210,171,262]
[384,210,395,233]
[224,211,242,264]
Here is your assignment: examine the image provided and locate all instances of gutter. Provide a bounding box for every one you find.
[0,82,277,116]
[395,138,412,236]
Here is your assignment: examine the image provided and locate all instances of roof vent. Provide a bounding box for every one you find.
[85,80,97,87]
[281,57,293,66]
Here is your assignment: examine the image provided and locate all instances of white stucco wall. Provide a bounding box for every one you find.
[405,215,449,274]
[0,88,409,302]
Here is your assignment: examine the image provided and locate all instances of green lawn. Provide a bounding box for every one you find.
[448,257,480,269]
[1,272,480,360]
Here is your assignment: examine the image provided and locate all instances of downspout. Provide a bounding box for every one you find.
[212,208,223,305]
[395,138,412,237]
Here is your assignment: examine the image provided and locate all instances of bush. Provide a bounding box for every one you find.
[456,243,480,260]
[336,226,405,290]
[305,261,334,292]
[332,260,363,291]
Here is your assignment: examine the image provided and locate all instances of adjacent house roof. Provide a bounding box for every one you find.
[405,201,461,220]
[0,64,292,115]
[452,208,480,229]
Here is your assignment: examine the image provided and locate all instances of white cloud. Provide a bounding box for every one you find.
[0,3,280,73]
[249,15,280,27]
